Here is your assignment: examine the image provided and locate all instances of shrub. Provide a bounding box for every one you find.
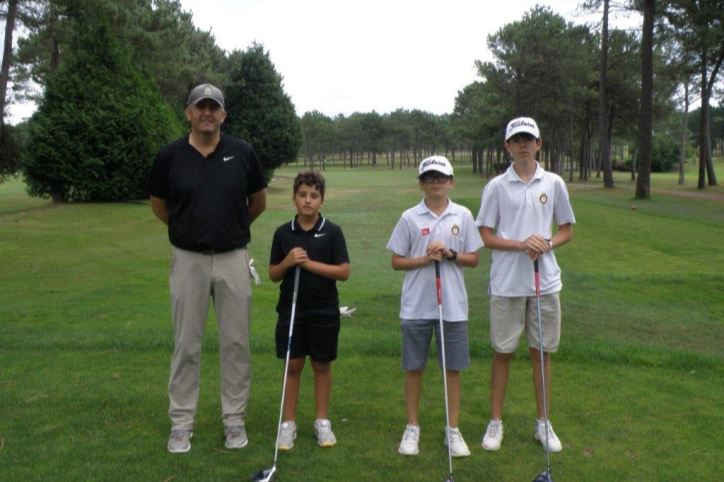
[23,8,181,201]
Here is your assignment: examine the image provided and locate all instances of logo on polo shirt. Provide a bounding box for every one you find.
[314,233,326,238]
[421,227,430,236]
[451,224,460,236]
[223,155,234,162]
[539,193,548,205]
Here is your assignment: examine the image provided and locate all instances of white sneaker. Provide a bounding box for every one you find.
[444,427,471,457]
[482,420,503,451]
[535,420,562,452]
[224,425,248,449]
[398,424,420,455]
[314,419,337,447]
[167,430,192,453]
[276,421,297,451]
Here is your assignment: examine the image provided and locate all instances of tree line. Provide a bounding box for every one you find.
[1,0,722,201]
[296,2,723,197]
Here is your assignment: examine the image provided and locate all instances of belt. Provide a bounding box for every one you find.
[198,246,246,255]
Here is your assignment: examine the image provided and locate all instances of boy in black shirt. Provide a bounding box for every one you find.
[269,171,350,450]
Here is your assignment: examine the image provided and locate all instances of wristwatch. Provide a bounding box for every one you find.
[546,239,553,250]
[447,249,458,261]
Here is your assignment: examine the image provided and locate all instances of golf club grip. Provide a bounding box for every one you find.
[533,259,541,297]
[291,266,300,305]
[434,260,442,305]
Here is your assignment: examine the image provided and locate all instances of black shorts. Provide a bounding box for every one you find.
[275,314,340,363]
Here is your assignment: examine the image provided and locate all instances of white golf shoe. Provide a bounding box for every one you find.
[398,424,420,455]
[224,425,248,449]
[277,421,297,451]
[444,427,471,457]
[535,420,562,452]
[314,419,337,447]
[167,430,192,453]
[482,420,504,451]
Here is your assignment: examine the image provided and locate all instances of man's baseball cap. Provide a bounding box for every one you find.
[505,117,540,141]
[418,155,454,177]
[186,83,225,109]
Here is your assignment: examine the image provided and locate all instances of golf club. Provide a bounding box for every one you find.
[251,266,301,482]
[434,260,454,482]
[532,259,553,482]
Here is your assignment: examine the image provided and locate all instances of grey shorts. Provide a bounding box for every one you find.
[489,293,561,353]
[400,319,470,371]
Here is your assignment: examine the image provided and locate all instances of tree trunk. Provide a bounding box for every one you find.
[599,0,614,187]
[678,81,689,185]
[636,0,655,199]
[1,0,19,142]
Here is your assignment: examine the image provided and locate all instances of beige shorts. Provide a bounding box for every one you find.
[489,293,561,353]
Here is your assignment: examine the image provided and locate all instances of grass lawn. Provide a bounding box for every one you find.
[0,160,722,481]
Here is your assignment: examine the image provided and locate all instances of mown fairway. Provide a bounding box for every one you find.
[1,163,722,481]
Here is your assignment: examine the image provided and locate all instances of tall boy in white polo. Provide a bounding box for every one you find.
[476,117,575,454]
[387,155,483,458]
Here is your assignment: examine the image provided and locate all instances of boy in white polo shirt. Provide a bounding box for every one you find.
[387,156,483,457]
[476,117,575,453]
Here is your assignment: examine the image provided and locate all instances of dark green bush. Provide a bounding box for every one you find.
[23,9,181,201]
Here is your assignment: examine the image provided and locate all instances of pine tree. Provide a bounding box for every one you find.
[224,43,302,180]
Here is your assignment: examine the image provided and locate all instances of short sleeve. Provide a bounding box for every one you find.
[147,149,170,199]
[331,226,350,264]
[386,215,411,257]
[476,181,499,229]
[244,145,267,195]
[553,178,576,226]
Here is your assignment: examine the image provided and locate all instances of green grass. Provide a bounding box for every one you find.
[1,160,722,481]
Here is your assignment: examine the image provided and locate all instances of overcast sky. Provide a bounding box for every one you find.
[5,1,642,123]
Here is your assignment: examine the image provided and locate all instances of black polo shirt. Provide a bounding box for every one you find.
[147,134,267,252]
[270,215,350,317]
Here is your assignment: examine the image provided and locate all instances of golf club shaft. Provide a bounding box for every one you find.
[435,260,454,479]
[272,266,301,467]
[534,260,552,472]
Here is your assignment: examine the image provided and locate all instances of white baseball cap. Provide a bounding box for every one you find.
[418,155,454,177]
[505,117,540,141]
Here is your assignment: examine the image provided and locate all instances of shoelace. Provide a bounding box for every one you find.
[403,427,419,440]
[448,429,463,443]
[487,422,502,438]
[538,423,556,439]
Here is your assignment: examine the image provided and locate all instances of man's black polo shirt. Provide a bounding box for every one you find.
[270,215,350,318]
[148,134,267,252]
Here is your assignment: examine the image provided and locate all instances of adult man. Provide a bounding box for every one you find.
[148,83,267,453]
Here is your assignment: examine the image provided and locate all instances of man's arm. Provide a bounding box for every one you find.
[150,196,169,225]
[248,189,267,224]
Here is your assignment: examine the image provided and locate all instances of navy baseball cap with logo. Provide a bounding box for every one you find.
[505,117,540,141]
[418,155,454,178]
[186,83,225,109]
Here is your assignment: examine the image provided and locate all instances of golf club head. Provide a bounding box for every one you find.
[250,466,276,482]
[532,469,553,482]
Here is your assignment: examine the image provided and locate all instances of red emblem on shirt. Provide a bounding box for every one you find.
[421,227,430,236]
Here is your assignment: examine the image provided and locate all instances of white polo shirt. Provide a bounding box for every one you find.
[387,199,483,321]
[476,163,575,297]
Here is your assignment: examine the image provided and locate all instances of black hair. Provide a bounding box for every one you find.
[293,171,326,200]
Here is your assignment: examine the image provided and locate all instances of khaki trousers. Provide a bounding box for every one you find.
[168,247,252,431]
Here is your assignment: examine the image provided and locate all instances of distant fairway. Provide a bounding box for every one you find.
[0,162,722,481]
